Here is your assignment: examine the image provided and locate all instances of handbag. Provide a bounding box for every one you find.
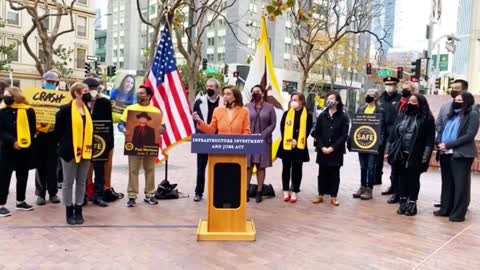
[387,138,404,166]
[154,179,187,200]
[248,184,276,198]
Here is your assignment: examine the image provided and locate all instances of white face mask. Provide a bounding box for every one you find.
[385,86,395,93]
[290,101,299,109]
[90,90,98,98]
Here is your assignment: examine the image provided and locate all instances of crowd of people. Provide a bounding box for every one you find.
[0,72,478,225]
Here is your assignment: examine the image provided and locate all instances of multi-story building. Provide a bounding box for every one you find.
[0,0,96,87]
[95,30,107,63]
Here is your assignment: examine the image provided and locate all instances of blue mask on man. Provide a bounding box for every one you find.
[43,83,56,90]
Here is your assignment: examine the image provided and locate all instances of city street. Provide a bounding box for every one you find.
[0,137,479,270]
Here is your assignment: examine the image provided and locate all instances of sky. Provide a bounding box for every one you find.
[96,0,109,29]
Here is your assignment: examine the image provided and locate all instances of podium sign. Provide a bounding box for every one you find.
[191,134,265,241]
[349,113,382,154]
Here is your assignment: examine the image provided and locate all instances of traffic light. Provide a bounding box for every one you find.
[85,62,91,77]
[435,77,441,90]
[94,60,101,75]
[410,59,421,81]
[233,71,239,78]
[202,58,208,70]
[224,64,229,75]
[107,65,116,77]
[397,67,403,79]
[366,63,372,75]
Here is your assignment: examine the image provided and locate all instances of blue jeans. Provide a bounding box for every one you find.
[358,153,377,188]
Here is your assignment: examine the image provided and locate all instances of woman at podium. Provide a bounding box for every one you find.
[277,92,313,203]
[193,85,250,135]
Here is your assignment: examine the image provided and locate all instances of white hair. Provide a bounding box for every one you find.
[206,78,220,89]
[366,88,380,98]
[402,81,419,93]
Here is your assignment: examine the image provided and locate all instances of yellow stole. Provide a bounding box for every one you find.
[283,107,307,150]
[71,102,93,163]
[10,103,32,148]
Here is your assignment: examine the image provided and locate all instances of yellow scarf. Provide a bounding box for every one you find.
[71,101,93,163]
[283,107,307,150]
[10,103,32,148]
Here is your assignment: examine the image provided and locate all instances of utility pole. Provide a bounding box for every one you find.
[426,0,442,93]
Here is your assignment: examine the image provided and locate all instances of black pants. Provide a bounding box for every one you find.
[93,161,106,200]
[390,165,400,195]
[398,166,421,201]
[318,165,341,197]
[282,160,303,193]
[35,133,58,198]
[0,167,29,205]
[195,154,208,196]
[439,155,473,221]
[57,158,63,183]
[375,143,386,184]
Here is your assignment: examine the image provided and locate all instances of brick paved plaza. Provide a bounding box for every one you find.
[0,137,479,270]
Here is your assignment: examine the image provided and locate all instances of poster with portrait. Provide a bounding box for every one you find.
[349,113,382,154]
[92,120,111,161]
[110,74,137,115]
[124,110,163,156]
[23,88,72,124]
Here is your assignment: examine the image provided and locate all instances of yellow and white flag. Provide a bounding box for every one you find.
[242,16,285,159]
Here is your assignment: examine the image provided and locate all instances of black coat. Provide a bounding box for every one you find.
[55,102,94,162]
[0,107,36,170]
[87,97,114,152]
[312,109,349,166]
[386,111,435,172]
[379,92,401,139]
[132,125,156,147]
[277,109,313,162]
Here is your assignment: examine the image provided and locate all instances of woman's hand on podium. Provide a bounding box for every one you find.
[192,112,201,122]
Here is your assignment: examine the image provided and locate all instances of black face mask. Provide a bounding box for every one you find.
[406,103,419,113]
[206,89,215,97]
[401,89,411,98]
[365,95,374,104]
[82,93,92,103]
[451,91,460,99]
[3,95,14,106]
[252,93,262,102]
[452,102,462,110]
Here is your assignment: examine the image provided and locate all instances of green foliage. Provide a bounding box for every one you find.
[0,18,15,72]
[52,44,74,80]
[177,64,225,94]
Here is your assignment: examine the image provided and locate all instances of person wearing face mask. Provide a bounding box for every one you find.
[55,83,94,225]
[118,85,164,208]
[191,78,223,202]
[435,92,479,222]
[276,92,313,203]
[311,91,348,206]
[352,89,385,200]
[82,78,114,207]
[0,87,36,217]
[382,81,418,204]
[385,94,435,216]
[245,85,276,203]
[34,71,61,206]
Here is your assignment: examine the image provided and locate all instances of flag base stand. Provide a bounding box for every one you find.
[196,219,256,241]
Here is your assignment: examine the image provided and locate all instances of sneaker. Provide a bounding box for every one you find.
[36,196,46,206]
[16,202,34,211]
[93,199,108,207]
[49,195,61,204]
[144,196,158,205]
[193,194,202,202]
[0,207,11,217]
[127,198,136,207]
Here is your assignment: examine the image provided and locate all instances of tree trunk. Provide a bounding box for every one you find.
[187,69,198,107]
[299,71,308,94]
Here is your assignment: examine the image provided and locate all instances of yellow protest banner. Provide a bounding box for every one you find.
[23,88,72,124]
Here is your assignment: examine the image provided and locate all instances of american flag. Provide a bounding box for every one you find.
[144,24,194,151]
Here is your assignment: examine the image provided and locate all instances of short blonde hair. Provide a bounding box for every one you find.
[70,82,88,98]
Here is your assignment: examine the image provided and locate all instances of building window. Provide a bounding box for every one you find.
[207,53,214,63]
[6,7,20,26]
[76,48,86,69]
[77,16,87,37]
[114,50,118,57]
[78,0,88,5]
[119,36,124,44]
[119,62,124,68]
[7,39,20,62]
[217,53,225,63]
[207,37,215,46]
[119,49,124,57]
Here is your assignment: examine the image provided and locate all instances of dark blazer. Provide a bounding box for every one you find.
[193,95,222,133]
[386,111,435,172]
[55,102,93,162]
[436,108,479,159]
[0,107,36,170]
[132,125,156,147]
[277,108,313,162]
[312,109,349,166]
[246,101,276,144]
[87,96,114,152]
[379,91,401,139]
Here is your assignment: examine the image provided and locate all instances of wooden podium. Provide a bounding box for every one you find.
[191,134,265,241]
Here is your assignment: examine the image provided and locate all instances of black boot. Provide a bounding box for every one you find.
[405,201,417,216]
[387,193,400,204]
[397,198,408,215]
[256,190,263,203]
[74,205,84,225]
[66,206,75,225]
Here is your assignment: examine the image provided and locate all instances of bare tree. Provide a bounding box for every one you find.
[267,0,389,91]
[8,0,77,76]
